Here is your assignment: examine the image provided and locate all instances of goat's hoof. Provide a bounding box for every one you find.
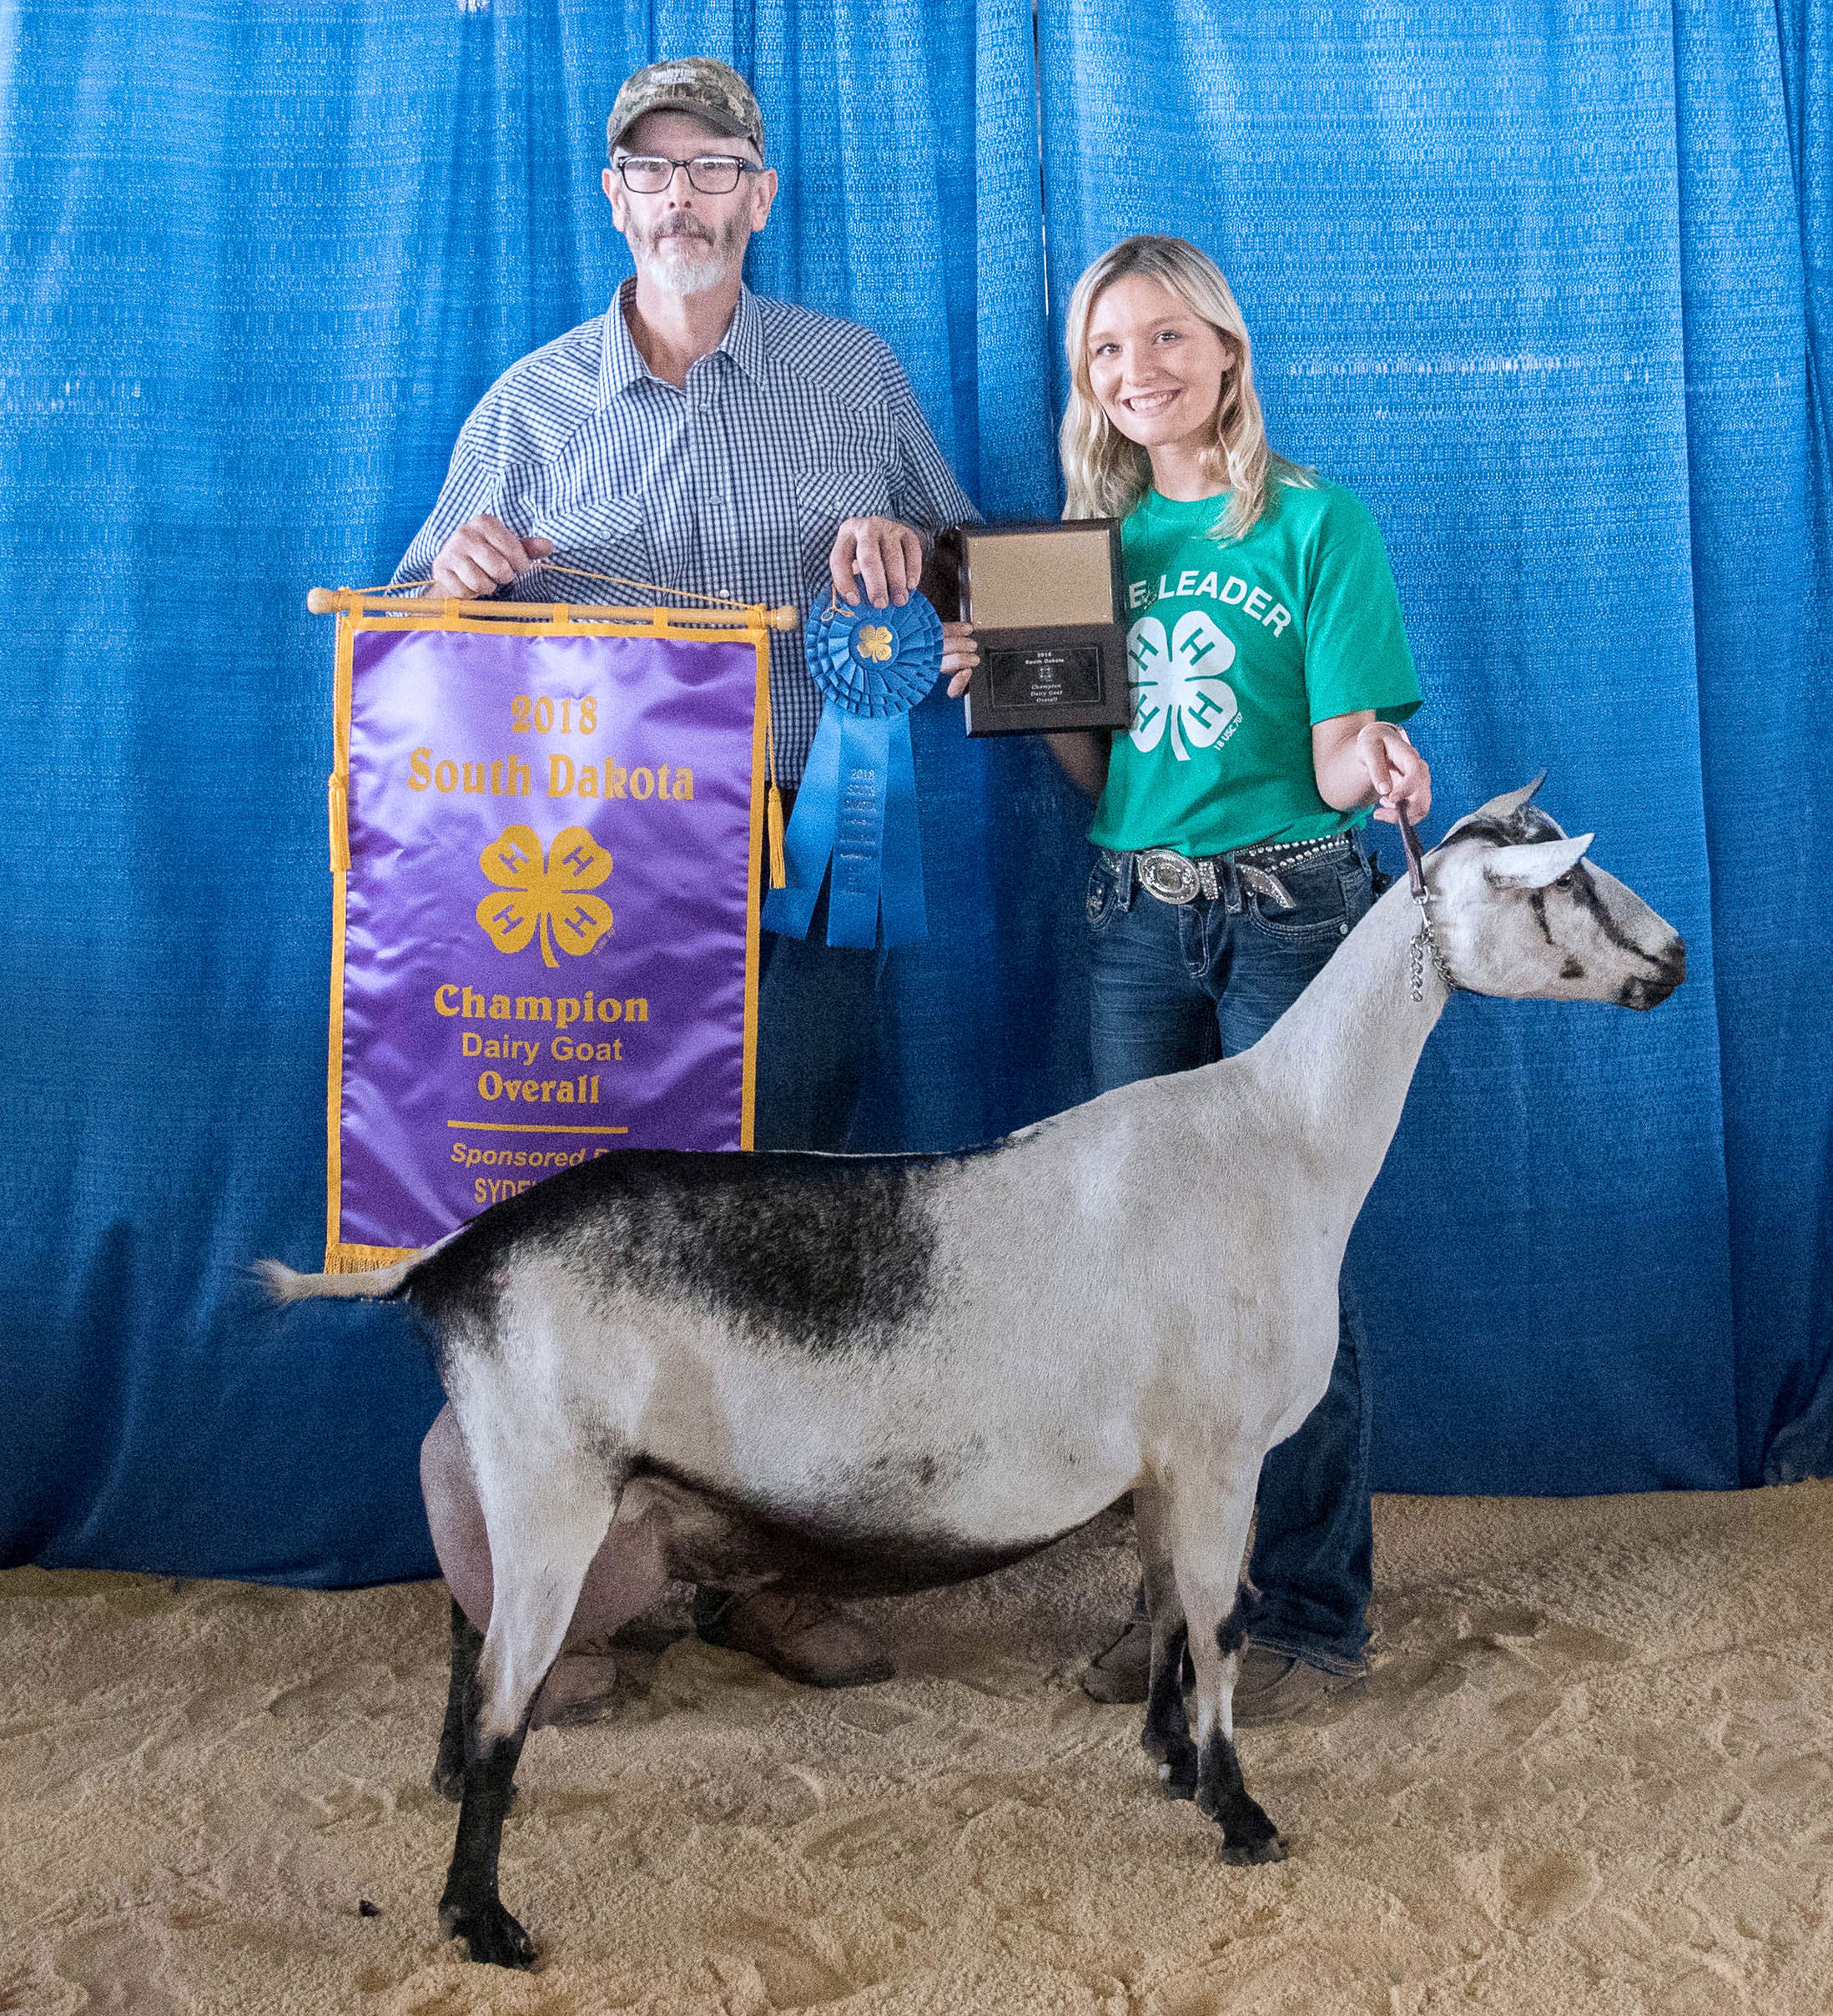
[1218,1827,1288,1867]
[441,1897,536,1969]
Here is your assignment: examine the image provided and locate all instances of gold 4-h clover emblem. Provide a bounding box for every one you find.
[476,824,613,969]
[856,623,894,663]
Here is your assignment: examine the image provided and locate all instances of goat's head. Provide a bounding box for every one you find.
[1423,776,1687,1011]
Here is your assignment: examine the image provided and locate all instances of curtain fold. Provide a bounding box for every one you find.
[1677,0,1833,1483]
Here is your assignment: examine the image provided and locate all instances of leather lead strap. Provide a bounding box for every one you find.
[1397,811,1427,901]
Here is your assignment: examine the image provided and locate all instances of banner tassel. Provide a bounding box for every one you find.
[761,665,786,889]
[327,772,350,873]
[766,783,787,890]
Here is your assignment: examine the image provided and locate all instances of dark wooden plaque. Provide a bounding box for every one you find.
[924,522,1131,738]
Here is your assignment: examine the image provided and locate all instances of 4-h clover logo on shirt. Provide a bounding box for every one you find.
[476,824,613,968]
[1126,612,1242,760]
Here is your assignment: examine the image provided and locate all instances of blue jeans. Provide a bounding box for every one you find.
[1087,832,1378,1673]
[753,874,884,1152]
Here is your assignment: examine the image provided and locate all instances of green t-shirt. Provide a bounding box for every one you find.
[1089,479,1421,856]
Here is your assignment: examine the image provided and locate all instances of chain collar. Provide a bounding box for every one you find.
[1408,909,1462,1004]
[1397,812,1461,1004]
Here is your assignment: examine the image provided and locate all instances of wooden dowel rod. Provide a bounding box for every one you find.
[306,587,798,629]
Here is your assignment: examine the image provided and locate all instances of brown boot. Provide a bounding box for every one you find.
[694,1587,894,1688]
[1231,1645,1363,1726]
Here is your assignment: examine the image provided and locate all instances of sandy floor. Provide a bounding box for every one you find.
[3,1482,1832,2014]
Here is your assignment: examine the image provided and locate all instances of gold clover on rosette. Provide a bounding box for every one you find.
[476,824,613,970]
[856,623,894,663]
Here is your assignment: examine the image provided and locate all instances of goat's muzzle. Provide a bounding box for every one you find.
[1619,935,1686,1010]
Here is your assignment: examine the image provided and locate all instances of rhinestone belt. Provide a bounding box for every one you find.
[1231,832,1362,871]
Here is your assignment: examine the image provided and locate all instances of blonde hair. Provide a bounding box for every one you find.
[1060,235,1313,541]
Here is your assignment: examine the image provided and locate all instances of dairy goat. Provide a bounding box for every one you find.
[261,779,1685,1968]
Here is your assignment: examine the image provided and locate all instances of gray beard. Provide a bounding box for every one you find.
[632,215,748,298]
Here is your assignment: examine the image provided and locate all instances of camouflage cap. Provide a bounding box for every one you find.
[607,58,765,159]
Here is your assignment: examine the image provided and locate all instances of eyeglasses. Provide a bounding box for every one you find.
[612,154,763,195]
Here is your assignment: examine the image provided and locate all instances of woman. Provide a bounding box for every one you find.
[954,235,1431,1719]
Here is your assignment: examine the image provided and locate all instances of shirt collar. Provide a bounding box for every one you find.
[598,279,768,406]
[719,283,768,381]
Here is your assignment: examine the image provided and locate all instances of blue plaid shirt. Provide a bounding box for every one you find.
[394,281,978,782]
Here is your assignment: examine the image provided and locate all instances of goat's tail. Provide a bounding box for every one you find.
[255,1227,461,1305]
[254,1251,424,1305]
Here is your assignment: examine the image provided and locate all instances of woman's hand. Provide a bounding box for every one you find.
[942,620,979,698]
[1311,712,1431,825]
[1356,722,1431,825]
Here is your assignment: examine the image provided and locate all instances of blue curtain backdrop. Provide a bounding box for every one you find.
[1,0,1826,1584]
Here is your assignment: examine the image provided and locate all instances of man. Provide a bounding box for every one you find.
[400,58,979,1695]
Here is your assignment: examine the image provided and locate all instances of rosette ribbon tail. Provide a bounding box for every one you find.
[876,709,927,945]
[760,708,928,949]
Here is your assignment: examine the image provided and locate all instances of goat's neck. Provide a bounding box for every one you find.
[1218,875,1450,1210]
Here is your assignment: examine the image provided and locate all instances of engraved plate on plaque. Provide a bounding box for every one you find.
[988,643,1104,711]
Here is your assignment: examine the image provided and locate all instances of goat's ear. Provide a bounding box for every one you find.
[1484,833,1594,890]
[1443,771,1549,842]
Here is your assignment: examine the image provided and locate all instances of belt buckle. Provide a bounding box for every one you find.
[1236,863,1296,910]
[1137,849,1201,905]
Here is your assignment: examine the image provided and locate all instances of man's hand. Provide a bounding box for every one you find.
[426,515,556,599]
[942,621,979,698]
[828,517,924,609]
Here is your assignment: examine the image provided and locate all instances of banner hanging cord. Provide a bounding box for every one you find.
[340,569,788,887]
[360,567,758,612]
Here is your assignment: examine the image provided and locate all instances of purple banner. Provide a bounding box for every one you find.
[331,620,763,1258]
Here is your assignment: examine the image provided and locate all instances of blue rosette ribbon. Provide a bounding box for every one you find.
[762,584,943,948]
